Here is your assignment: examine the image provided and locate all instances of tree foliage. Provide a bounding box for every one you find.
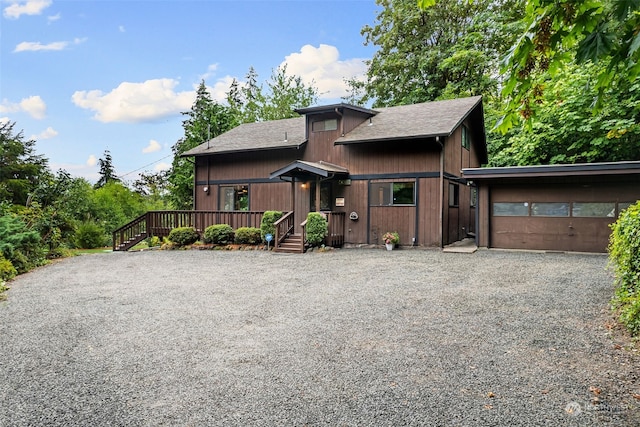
[94,150,119,189]
[350,0,521,107]
[227,65,318,123]
[487,63,640,165]
[493,0,640,131]
[0,121,48,205]
[609,201,640,335]
[168,81,235,209]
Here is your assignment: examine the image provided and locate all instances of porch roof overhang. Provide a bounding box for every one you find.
[270,160,349,181]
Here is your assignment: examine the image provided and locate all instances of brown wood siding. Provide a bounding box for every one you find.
[249,182,291,212]
[480,181,640,252]
[417,177,441,246]
[370,206,416,246]
[340,180,369,244]
[342,110,371,134]
[206,151,299,181]
[344,141,440,175]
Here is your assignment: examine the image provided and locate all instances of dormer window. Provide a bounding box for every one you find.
[312,118,338,132]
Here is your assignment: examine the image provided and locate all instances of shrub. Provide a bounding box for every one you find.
[74,221,106,249]
[168,227,199,246]
[260,211,283,242]
[0,214,45,274]
[608,201,640,335]
[0,255,17,282]
[148,236,163,247]
[203,224,234,244]
[234,227,262,244]
[305,212,328,247]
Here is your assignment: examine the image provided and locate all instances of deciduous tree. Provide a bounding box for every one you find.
[350,0,521,107]
[0,121,48,205]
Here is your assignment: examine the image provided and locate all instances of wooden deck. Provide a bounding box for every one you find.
[112,210,345,252]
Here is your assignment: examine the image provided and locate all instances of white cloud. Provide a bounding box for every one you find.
[0,95,47,119]
[30,126,57,140]
[47,12,60,23]
[86,155,97,166]
[0,117,10,125]
[208,75,235,103]
[154,162,171,172]
[14,40,67,52]
[72,78,196,123]
[142,139,162,154]
[119,25,125,33]
[14,37,86,52]
[199,63,218,82]
[3,0,52,19]
[281,44,368,99]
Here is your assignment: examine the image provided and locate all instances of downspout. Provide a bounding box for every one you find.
[335,107,344,137]
[436,136,444,248]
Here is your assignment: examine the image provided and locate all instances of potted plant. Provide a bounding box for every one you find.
[382,231,400,251]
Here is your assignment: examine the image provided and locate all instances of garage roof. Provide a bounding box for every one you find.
[462,161,640,180]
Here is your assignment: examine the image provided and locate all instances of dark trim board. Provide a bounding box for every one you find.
[350,172,440,180]
[198,171,442,186]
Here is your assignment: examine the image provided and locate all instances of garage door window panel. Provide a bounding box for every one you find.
[531,202,569,217]
[572,202,615,217]
[493,202,529,216]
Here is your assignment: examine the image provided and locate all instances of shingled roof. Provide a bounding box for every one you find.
[181,116,305,156]
[181,96,484,157]
[335,96,483,144]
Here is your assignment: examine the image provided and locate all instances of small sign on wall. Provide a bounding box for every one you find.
[335,197,345,207]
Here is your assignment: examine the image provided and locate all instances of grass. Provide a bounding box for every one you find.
[70,247,113,255]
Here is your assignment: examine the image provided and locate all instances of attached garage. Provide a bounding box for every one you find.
[462,162,640,253]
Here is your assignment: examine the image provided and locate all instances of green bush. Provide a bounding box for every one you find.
[305,212,328,247]
[234,227,262,244]
[0,255,17,282]
[74,221,106,249]
[168,227,199,246]
[260,211,283,242]
[608,201,640,335]
[203,224,234,244]
[0,214,45,274]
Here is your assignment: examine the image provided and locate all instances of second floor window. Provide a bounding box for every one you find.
[312,119,338,132]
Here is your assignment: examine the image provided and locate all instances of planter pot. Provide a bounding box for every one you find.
[385,243,394,251]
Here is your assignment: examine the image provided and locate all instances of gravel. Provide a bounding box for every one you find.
[1,248,639,426]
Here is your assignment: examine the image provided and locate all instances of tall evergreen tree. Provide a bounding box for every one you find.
[168,81,235,209]
[94,150,119,189]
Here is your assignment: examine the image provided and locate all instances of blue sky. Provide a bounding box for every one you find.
[1,0,378,182]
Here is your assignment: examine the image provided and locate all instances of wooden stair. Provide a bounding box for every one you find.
[275,233,304,254]
[115,233,147,251]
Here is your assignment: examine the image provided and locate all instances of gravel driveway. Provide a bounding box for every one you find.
[1,249,639,426]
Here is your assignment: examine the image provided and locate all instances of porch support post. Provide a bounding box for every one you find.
[291,178,296,224]
[315,176,321,212]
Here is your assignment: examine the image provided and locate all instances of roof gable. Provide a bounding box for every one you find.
[334,96,483,144]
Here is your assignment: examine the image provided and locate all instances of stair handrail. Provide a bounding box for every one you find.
[274,211,294,250]
[112,212,148,251]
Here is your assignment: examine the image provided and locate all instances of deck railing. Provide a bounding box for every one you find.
[113,210,345,252]
[325,212,346,247]
[113,210,265,251]
[274,211,295,248]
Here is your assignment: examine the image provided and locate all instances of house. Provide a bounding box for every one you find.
[181,96,486,249]
[462,162,640,253]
